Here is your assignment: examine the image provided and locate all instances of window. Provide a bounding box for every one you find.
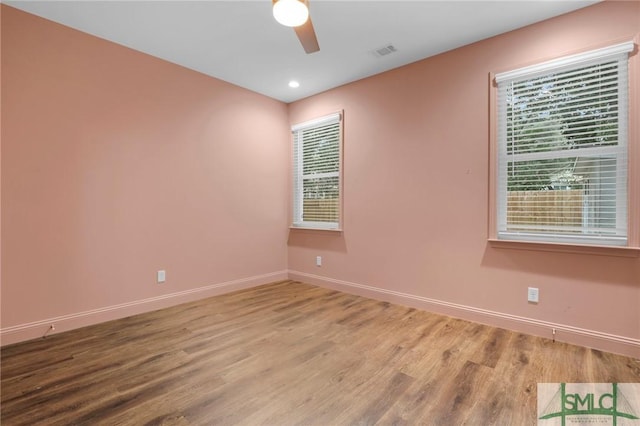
[494,42,634,247]
[292,112,342,230]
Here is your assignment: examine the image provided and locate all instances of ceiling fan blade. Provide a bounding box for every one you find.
[294,15,320,54]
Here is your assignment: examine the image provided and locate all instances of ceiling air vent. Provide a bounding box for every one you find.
[372,44,397,58]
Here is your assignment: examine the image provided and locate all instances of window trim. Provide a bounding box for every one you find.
[291,111,344,231]
[488,39,640,254]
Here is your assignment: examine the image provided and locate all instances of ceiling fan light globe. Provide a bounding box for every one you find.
[273,0,309,27]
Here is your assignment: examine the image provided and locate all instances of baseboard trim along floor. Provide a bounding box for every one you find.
[0,270,288,346]
[287,270,640,359]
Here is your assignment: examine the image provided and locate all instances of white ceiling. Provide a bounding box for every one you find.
[6,0,599,103]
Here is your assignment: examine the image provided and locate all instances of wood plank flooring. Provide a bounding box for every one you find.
[2,280,639,425]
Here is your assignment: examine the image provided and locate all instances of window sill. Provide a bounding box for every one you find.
[289,226,343,234]
[488,239,640,258]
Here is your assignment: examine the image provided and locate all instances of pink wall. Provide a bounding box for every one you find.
[2,2,639,357]
[0,5,3,341]
[1,6,289,344]
[288,1,640,357]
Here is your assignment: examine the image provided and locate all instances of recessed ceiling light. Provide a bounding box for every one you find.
[288,80,300,88]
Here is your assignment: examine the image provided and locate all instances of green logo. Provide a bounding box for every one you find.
[538,383,640,426]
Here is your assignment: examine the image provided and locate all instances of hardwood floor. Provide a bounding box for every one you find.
[2,280,639,425]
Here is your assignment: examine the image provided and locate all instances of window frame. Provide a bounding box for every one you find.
[488,40,639,254]
[290,111,344,231]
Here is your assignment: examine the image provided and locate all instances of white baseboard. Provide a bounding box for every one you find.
[288,270,640,359]
[0,270,288,346]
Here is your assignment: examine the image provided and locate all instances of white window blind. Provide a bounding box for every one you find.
[292,112,342,230]
[495,42,633,246]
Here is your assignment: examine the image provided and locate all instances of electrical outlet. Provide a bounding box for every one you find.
[157,270,166,283]
[527,287,539,303]
[316,256,322,267]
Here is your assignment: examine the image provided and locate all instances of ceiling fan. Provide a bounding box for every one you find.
[272,0,320,54]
